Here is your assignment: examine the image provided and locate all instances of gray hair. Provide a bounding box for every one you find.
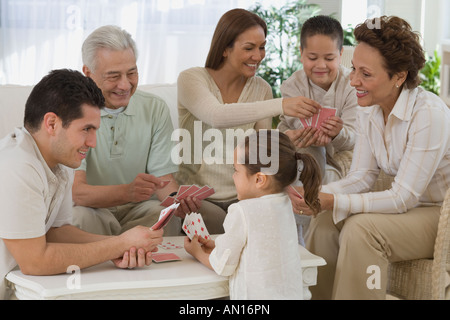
[82,25,138,72]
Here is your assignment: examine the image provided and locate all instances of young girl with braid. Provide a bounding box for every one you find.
[185,130,321,300]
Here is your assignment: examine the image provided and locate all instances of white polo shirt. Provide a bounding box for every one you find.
[0,128,73,299]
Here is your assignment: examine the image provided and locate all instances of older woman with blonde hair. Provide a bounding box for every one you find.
[291,16,450,300]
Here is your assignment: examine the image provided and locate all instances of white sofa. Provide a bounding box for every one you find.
[0,83,179,138]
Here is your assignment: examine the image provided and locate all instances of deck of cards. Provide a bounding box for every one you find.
[160,184,215,207]
[299,106,337,129]
[151,252,181,263]
[151,202,180,230]
[183,212,210,240]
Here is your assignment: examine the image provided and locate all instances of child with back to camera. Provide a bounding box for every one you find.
[184,130,321,300]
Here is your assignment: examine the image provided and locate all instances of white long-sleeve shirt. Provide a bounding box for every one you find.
[209,193,304,300]
[322,87,450,223]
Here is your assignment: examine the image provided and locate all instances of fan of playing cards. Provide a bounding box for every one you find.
[160,184,215,207]
[299,106,337,129]
[151,202,180,230]
[183,212,210,240]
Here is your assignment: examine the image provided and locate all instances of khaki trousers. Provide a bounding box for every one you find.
[72,200,181,236]
[305,206,441,300]
[72,198,229,236]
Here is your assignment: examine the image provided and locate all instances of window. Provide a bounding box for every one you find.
[1,0,448,85]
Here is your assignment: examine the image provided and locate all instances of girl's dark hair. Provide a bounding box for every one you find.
[300,15,344,50]
[205,8,267,70]
[24,69,104,133]
[354,16,426,89]
[240,130,321,214]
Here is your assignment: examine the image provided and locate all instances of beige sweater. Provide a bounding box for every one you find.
[279,65,358,179]
[176,67,282,202]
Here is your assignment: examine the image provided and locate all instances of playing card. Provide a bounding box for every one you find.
[159,180,171,188]
[159,184,196,207]
[160,195,175,207]
[151,253,181,263]
[194,214,210,240]
[299,118,310,129]
[160,184,216,206]
[310,112,319,128]
[189,185,210,198]
[182,212,210,240]
[151,202,180,230]
[195,187,215,201]
[177,185,200,200]
[316,107,337,129]
[176,185,191,197]
[182,215,193,239]
[287,185,304,199]
[158,241,183,250]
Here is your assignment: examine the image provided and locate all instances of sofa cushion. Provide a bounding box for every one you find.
[0,85,33,138]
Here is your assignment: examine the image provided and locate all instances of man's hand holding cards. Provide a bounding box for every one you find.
[160,184,215,207]
[151,202,180,230]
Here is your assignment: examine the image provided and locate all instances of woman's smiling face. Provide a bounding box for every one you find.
[350,42,402,111]
[222,25,267,79]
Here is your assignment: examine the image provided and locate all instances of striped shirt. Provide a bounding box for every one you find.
[322,87,450,223]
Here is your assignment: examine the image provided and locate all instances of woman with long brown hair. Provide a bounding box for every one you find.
[176,9,318,233]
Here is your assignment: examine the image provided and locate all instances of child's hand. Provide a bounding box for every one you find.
[184,235,215,255]
[319,116,343,139]
[184,235,203,256]
[197,235,216,254]
[285,128,319,148]
[184,235,215,270]
[313,130,332,147]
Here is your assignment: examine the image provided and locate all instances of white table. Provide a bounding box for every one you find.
[6,236,325,300]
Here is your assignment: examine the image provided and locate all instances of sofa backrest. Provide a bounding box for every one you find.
[0,85,34,138]
[0,83,178,139]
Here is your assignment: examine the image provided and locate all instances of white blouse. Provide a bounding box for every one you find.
[322,87,450,223]
[209,193,304,300]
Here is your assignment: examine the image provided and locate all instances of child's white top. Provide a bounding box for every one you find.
[209,193,304,300]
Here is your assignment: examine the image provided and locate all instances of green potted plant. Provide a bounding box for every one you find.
[420,49,441,96]
[249,0,321,102]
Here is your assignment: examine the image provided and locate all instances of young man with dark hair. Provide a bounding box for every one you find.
[0,69,163,300]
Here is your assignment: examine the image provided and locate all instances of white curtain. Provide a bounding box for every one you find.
[0,0,279,85]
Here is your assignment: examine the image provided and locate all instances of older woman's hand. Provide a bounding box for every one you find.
[320,116,344,139]
[287,186,334,216]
